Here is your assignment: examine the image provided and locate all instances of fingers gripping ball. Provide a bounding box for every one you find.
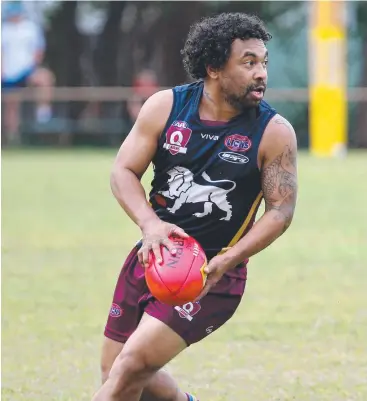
[145,236,207,306]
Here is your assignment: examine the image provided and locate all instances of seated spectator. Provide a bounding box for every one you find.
[2,1,55,143]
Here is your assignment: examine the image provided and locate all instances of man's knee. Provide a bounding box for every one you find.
[29,67,55,87]
[103,358,180,401]
[144,369,180,401]
[107,350,157,396]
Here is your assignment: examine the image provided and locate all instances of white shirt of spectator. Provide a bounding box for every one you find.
[2,19,45,82]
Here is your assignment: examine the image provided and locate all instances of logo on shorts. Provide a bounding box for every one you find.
[163,121,192,155]
[174,302,201,322]
[224,134,252,152]
[109,303,123,318]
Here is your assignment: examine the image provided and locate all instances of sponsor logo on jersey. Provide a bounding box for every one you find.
[224,134,252,152]
[174,302,201,321]
[201,133,219,141]
[109,303,123,318]
[158,166,236,221]
[163,121,192,155]
[218,151,249,164]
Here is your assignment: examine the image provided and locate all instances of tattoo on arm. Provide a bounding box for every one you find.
[262,144,297,232]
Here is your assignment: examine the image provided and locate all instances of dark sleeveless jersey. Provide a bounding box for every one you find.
[148,81,277,277]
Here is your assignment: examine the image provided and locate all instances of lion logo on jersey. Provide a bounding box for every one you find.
[158,166,236,221]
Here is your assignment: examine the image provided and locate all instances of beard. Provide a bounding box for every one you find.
[222,82,266,111]
[224,92,252,111]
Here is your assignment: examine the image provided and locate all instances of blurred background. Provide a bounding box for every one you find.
[1,0,366,151]
[2,2,367,401]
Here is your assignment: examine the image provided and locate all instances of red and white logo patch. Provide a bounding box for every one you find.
[174,302,201,322]
[109,303,123,318]
[224,134,252,152]
[163,121,192,155]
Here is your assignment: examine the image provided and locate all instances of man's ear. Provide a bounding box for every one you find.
[206,65,220,80]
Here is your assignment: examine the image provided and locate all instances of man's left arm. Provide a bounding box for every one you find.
[198,116,298,297]
[222,115,298,267]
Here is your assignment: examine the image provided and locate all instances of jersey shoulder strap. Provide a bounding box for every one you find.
[163,81,202,129]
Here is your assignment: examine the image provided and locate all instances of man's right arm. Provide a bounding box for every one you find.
[110,89,173,230]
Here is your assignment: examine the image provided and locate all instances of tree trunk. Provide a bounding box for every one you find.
[94,1,127,87]
[45,1,84,119]
[158,2,206,86]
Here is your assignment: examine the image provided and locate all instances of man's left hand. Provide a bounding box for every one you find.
[195,255,231,300]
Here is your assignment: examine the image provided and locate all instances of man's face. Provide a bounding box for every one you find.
[218,38,268,110]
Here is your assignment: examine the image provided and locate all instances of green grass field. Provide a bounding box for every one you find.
[2,149,367,401]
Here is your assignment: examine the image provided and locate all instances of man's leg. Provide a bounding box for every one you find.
[28,67,54,123]
[102,245,196,401]
[101,336,190,401]
[101,313,191,401]
[101,336,123,385]
[92,313,188,401]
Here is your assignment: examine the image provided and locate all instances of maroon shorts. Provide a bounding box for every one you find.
[104,246,247,346]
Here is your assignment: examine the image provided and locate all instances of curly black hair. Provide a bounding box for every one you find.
[181,13,272,80]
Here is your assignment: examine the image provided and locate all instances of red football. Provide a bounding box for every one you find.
[145,236,207,306]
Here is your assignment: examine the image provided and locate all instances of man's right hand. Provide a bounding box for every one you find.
[138,220,189,268]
